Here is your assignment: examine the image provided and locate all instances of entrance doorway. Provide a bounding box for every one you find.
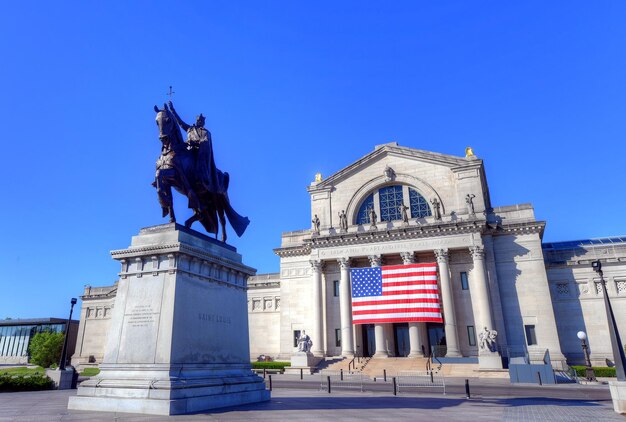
[427,323,447,356]
[393,323,410,357]
[361,324,376,357]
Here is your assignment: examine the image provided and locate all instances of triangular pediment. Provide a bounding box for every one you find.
[311,143,480,190]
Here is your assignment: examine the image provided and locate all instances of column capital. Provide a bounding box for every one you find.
[368,255,382,267]
[400,252,415,265]
[309,260,324,272]
[434,248,449,264]
[470,245,485,260]
[337,257,351,270]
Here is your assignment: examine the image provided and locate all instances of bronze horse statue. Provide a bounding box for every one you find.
[153,104,249,242]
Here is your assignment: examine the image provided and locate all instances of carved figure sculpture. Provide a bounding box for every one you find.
[466,193,476,215]
[338,210,348,232]
[153,103,250,242]
[399,202,409,223]
[478,326,498,352]
[430,198,442,220]
[312,214,320,233]
[297,330,313,353]
[368,207,378,227]
[384,165,396,181]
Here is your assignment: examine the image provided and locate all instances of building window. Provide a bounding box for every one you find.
[556,282,569,296]
[335,329,341,347]
[356,185,432,224]
[379,185,403,222]
[293,330,301,348]
[356,194,374,225]
[467,326,476,346]
[409,188,431,218]
[460,272,469,290]
[525,325,537,346]
[333,280,340,297]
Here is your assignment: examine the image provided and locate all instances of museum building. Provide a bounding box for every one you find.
[71,143,626,371]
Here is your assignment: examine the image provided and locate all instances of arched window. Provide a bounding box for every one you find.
[379,185,403,222]
[354,185,433,224]
[356,194,374,224]
[409,188,431,218]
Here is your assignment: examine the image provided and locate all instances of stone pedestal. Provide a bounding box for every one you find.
[478,352,503,370]
[609,380,626,414]
[284,352,320,374]
[46,368,74,390]
[68,224,270,415]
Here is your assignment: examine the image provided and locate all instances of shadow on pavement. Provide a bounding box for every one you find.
[204,395,609,415]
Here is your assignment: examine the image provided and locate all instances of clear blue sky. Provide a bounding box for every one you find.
[1,1,625,319]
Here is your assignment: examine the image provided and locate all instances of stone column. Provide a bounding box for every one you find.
[369,255,388,358]
[469,245,502,369]
[338,258,354,356]
[468,246,495,333]
[401,252,423,357]
[310,260,325,357]
[434,249,461,357]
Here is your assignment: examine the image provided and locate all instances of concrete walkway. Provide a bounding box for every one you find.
[0,386,623,422]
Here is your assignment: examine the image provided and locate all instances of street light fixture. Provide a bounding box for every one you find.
[591,260,626,381]
[58,298,77,371]
[577,331,596,382]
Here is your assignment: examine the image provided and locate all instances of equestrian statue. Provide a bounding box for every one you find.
[153,101,249,242]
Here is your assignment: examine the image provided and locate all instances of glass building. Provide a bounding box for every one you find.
[0,318,78,365]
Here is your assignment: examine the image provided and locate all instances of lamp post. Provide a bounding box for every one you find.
[577,331,596,382]
[58,298,77,371]
[591,260,626,381]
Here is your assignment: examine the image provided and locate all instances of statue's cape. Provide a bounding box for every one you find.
[193,137,250,238]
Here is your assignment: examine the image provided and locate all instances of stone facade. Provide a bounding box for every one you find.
[544,238,626,366]
[71,284,117,369]
[247,273,281,359]
[74,143,626,372]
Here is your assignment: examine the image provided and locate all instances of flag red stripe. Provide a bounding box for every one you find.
[353,307,442,316]
[382,271,438,279]
[382,289,439,296]
[353,298,441,306]
[382,263,438,270]
[353,317,443,324]
[383,280,438,287]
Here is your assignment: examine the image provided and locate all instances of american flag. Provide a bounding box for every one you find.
[350,263,443,324]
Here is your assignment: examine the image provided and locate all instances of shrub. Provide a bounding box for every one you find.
[251,361,291,370]
[571,365,616,378]
[0,373,54,392]
[28,331,64,368]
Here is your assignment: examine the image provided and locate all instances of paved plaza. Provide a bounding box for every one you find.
[0,377,623,422]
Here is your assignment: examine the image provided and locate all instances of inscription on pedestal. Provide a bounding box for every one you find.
[128,305,157,327]
[198,313,232,324]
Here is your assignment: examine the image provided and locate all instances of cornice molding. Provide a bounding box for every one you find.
[274,219,546,257]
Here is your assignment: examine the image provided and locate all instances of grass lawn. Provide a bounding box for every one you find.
[80,367,100,376]
[0,366,45,376]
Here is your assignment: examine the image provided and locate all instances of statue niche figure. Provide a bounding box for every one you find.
[296,330,312,353]
[478,326,498,352]
[153,102,250,242]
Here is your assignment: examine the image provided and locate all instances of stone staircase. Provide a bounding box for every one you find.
[319,356,507,379]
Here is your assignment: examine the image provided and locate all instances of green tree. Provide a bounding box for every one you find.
[28,331,64,368]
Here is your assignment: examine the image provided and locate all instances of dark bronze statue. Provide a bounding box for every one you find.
[153,102,249,242]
